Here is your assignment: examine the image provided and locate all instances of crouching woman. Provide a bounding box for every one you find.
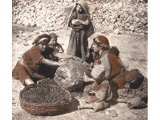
[12,34,69,86]
[78,35,125,111]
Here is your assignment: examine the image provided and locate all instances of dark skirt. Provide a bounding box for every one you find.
[67,29,88,61]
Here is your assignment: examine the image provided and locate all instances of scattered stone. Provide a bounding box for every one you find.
[105,109,118,117]
[12,0,147,34]
[114,29,120,35]
[23,43,29,46]
[127,97,147,109]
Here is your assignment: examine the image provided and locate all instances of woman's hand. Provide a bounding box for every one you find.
[71,19,81,25]
[54,53,72,59]
[83,72,95,82]
[25,79,35,86]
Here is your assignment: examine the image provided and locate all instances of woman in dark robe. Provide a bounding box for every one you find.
[67,0,94,61]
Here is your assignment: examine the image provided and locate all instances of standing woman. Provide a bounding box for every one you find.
[67,0,94,61]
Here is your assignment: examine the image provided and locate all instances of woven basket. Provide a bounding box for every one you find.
[19,84,79,116]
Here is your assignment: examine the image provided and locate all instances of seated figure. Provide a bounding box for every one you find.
[48,33,64,54]
[12,33,70,86]
[78,35,147,111]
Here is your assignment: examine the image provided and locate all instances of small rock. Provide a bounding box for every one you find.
[105,109,118,117]
[23,43,29,46]
[130,25,135,32]
[114,29,120,35]
[16,34,19,38]
[127,97,147,109]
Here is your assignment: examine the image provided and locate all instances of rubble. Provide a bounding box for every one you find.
[12,0,147,35]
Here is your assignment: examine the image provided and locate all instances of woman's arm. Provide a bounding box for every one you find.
[71,19,89,26]
[54,52,72,59]
[41,58,61,66]
[83,72,95,82]
[77,19,89,25]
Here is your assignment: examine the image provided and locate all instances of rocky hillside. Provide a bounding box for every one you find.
[12,0,147,35]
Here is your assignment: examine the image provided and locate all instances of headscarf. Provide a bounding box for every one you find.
[93,35,110,49]
[49,33,59,39]
[67,0,94,37]
[32,34,51,45]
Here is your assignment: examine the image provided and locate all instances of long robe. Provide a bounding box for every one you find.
[67,0,94,61]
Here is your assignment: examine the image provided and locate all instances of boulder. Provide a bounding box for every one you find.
[54,57,91,92]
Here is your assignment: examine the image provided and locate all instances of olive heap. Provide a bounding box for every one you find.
[21,84,70,104]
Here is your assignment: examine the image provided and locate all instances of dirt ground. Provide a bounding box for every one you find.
[12,25,147,120]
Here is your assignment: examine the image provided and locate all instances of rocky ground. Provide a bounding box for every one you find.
[12,0,147,119]
[12,25,147,120]
[12,0,147,35]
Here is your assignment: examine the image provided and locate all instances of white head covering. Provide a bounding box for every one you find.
[67,0,94,37]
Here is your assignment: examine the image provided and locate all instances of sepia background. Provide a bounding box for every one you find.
[12,0,147,120]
